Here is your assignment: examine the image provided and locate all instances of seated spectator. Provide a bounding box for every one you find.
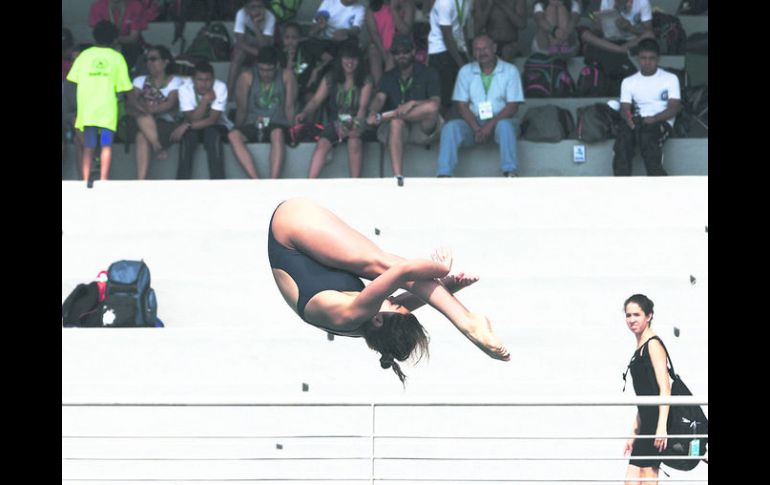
[227,0,277,94]
[279,22,332,109]
[613,39,681,176]
[228,46,297,179]
[531,0,581,58]
[294,43,374,178]
[427,0,471,111]
[171,61,231,179]
[124,45,185,180]
[89,0,150,71]
[62,43,92,179]
[67,21,134,181]
[472,0,527,62]
[365,0,415,86]
[580,0,655,55]
[436,34,523,177]
[308,0,366,58]
[366,35,442,177]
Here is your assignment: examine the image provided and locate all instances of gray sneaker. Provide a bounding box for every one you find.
[503,171,518,177]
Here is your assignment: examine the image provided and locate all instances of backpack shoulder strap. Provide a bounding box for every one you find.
[643,335,677,380]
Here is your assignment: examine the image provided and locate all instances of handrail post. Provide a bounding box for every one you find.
[370,402,376,485]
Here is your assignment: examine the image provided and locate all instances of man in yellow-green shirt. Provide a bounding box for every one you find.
[67,20,133,181]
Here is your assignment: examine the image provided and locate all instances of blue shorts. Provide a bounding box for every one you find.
[83,127,115,148]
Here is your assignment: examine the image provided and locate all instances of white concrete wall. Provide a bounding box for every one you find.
[62,177,708,483]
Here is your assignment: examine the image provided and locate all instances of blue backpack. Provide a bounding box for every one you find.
[101,260,161,327]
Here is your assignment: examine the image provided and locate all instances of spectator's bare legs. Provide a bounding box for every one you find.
[388,101,440,176]
[368,44,396,86]
[135,115,168,159]
[534,4,555,51]
[227,129,259,178]
[308,138,334,178]
[369,44,385,87]
[347,134,363,178]
[135,131,151,180]
[269,127,285,179]
[227,46,247,94]
[74,130,85,180]
[388,119,407,176]
[99,146,112,180]
[81,147,93,182]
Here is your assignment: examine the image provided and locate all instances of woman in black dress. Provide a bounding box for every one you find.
[622,294,671,485]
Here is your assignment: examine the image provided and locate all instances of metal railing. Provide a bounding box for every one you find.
[62,397,708,483]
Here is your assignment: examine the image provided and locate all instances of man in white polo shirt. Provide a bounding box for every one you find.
[436,34,524,177]
[614,38,681,176]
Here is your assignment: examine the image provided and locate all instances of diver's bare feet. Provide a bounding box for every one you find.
[464,312,510,361]
[440,272,479,292]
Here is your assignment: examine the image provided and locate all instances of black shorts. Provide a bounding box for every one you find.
[236,123,289,143]
[119,116,178,148]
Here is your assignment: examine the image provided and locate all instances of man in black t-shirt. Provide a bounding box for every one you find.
[367,35,443,177]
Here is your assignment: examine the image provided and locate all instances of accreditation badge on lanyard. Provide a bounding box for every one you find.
[478,71,494,121]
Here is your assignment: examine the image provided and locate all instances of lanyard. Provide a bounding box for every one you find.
[339,85,355,112]
[259,79,275,109]
[294,50,304,74]
[481,71,494,95]
[399,76,413,104]
[454,0,467,26]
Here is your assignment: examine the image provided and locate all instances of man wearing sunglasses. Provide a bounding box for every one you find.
[366,35,442,178]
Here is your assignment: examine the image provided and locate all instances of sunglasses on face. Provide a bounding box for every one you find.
[391,49,411,55]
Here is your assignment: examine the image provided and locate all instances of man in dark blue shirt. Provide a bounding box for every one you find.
[367,35,443,177]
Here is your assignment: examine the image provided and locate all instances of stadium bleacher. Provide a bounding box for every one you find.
[61,0,707,180]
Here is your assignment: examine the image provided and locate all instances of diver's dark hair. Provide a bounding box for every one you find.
[362,312,429,385]
[624,294,654,325]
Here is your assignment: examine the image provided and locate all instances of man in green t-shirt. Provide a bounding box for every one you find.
[67,20,133,181]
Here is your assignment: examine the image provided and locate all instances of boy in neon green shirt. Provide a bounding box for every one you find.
[67,20,133,181]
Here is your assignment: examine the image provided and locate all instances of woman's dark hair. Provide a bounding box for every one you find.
[148,45,175,75]
[370,0,387,12]
[332,42,367,87]
[624,294,654,324]
[362,312,430,385]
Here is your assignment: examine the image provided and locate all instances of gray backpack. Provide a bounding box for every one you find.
[520,105,575,142]
[576,103,621,143]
